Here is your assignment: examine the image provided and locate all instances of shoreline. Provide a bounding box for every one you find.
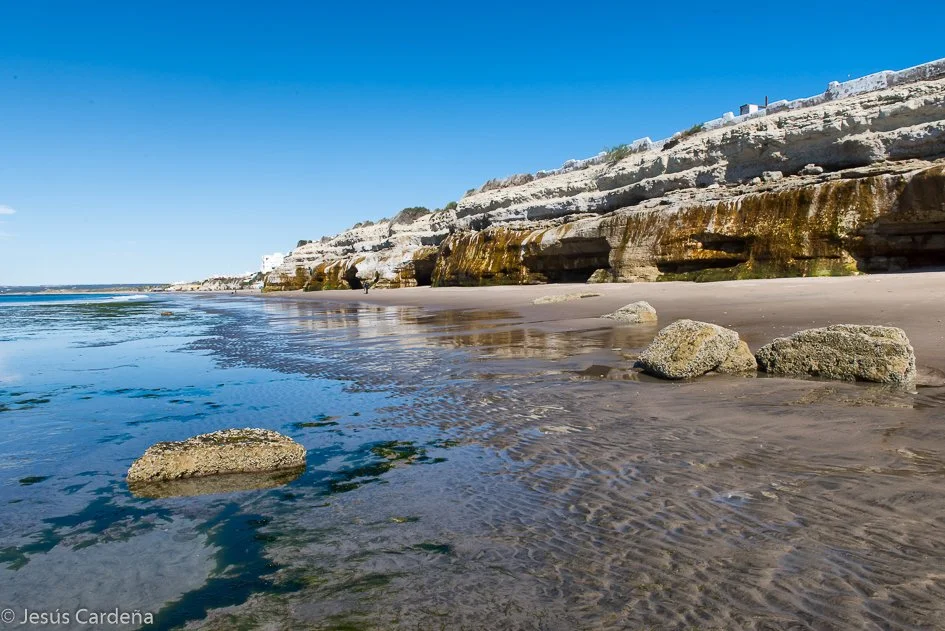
[255,272,945,369]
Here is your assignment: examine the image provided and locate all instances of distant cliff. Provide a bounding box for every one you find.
[264,58,945,291]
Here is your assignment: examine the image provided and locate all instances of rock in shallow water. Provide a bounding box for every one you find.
[638,319,753,379]
[602,301,658,324]
[755,324,916,386]
[126,428,306,485]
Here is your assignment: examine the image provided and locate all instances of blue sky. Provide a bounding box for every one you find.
[1,1,943,284]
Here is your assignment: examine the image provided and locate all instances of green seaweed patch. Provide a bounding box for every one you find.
[315,612,375,631]
[97,433,133,445]
[412,542,454,555]
[427,438,460,449]
[19,476,50,486]
[370,440,429,463]
[72,302,158,319]
[149,503,304,629]
[14,398,51,406]
[325,572,404,595]
[71,539,98,551]
[293,415,340,429]
[322,441,442,495]
[0,547,30,570]
[0,490,173,570]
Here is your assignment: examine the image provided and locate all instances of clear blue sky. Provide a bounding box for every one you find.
[1,1,943,284]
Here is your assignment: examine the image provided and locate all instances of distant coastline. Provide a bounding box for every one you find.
[0,284,170,295]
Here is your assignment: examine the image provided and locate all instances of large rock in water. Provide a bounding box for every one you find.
[127,428,306,484]
[638,319,754,379]
[755,325,916,386]
[602,301,658,324]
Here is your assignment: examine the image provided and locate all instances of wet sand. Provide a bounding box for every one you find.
[263,272,945,368]
[242,273,945,629]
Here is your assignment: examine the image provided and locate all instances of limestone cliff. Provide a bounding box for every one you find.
[265,58,945,291]
[167,273,263,292]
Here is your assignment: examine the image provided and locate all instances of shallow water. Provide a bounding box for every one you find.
[2,293,945,630]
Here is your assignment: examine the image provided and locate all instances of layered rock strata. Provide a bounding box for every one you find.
[265,59,945,291]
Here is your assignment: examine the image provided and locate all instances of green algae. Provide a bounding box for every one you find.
[370,440,428,463]
[323,440,439,495]
[13,398,51,406]
[412,542,454,555]
[0,491,173,570]
[18,475,50,485]
[150,503,305,630]
[293,414,341,429]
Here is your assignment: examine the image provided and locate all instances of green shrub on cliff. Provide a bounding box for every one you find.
[662,123,705,151]
[604,144,633,165]
[391,206,431,225]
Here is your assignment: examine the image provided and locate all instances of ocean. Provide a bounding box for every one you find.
[2,292,945,629]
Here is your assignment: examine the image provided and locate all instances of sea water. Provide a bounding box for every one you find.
[3,293,945,630]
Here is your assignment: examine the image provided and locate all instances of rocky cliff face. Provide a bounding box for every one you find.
[168,273,263,292]
[265,59,945,291]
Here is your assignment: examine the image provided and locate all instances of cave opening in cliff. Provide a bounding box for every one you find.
[655,258,744,274]
[413,260,435,286]
[522,237,613,284]
[344,267,363,290]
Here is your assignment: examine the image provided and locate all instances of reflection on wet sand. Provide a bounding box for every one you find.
[264,298,661,362]
[204,295,945,629]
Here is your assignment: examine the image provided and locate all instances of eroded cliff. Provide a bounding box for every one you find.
[265,59,945,291]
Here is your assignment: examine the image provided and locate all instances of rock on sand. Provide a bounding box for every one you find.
[602,301,658,324]
[532,292,600,305]
[755,324,916,386]
[639,319,757,379]
[717,340,759,374]
[127,428,306,484]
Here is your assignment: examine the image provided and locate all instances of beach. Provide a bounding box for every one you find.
[263,272,945,368]
[2,276,945,629]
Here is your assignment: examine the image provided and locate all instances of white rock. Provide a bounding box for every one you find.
[602,301,658,324]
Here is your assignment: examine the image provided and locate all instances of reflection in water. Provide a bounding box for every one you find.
[208,295,945,630]
[128,467,306,499]
[4,293,945,630]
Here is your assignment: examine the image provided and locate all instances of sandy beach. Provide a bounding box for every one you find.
[261,272,945,369]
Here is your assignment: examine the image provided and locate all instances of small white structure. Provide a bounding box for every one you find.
[740,104,759,115]
[261,252,286,274]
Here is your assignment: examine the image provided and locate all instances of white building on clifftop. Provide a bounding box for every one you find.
[261,252,285,274]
